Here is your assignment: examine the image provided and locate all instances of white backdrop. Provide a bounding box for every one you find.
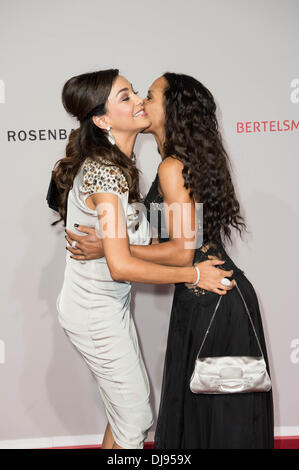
[0,0,299,448]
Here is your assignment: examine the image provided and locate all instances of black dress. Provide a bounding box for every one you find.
[144,173,274,449]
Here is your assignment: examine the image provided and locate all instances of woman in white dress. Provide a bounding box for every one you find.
[52,69,235,449]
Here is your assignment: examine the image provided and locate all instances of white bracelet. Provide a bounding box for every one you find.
[192,266,200,286]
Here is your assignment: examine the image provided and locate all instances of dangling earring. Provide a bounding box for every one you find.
[106,126,115,145]
[131,152,136,164]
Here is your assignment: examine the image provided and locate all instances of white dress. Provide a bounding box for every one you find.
[56,157,153,449]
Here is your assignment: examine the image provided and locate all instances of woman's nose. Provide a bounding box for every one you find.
[134,93,143,106]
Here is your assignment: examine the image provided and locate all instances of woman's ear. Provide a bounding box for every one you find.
[92,115,109,130]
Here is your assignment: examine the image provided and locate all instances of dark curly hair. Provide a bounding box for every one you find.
[162,72,247,246]
[52,69,141,226]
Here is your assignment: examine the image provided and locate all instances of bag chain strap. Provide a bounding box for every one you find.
[196,280,264,359]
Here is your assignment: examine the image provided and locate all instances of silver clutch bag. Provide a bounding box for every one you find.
[190,280,272,394]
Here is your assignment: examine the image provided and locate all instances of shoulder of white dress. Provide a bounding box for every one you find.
[80,157,129,196]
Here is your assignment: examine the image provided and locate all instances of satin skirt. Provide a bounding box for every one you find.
[56,261,153,449]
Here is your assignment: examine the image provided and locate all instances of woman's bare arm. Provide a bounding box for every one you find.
[130,157,196,266]
[87,191,198,285]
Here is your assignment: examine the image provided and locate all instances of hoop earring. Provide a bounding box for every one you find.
[106,127,115,145]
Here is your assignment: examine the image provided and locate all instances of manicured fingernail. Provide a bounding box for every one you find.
[74,223,79,227]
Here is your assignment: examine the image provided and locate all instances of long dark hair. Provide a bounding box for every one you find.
[52,69,141,226]
[162,72,247,245]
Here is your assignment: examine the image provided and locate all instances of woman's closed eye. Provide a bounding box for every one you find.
[122,90,139,101]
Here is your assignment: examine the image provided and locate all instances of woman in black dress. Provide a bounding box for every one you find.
[57,73,274,449]
[141,73,274,449]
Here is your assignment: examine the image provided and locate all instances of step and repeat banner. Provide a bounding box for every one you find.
[0,0,298,447]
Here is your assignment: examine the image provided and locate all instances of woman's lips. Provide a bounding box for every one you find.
[134,109,147,118]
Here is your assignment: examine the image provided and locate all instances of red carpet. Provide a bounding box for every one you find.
[48,437,299,449]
